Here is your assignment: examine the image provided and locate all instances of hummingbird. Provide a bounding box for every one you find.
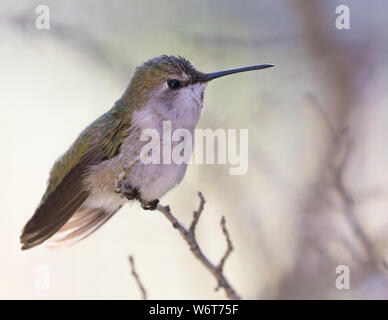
[20,55,273,250]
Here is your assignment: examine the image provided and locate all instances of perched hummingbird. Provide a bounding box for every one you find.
[20,55,273,250]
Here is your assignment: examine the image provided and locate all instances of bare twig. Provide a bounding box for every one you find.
[217,216,234,272]
[128,255,147,300]
[308,89,375,263]
[155,191,241,300]
[215,216,234,291]
[331,139,375,262]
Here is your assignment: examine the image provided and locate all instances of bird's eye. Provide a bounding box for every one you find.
[167,79,181,89]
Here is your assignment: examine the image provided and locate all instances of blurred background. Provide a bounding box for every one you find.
[1,0,388,299]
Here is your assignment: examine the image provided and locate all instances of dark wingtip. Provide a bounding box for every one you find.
[20,235,33,250]
[20,233,38,250]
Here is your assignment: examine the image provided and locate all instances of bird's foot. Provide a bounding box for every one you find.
[140,199,159,211]
[114,173,140,200]
[116,184,140,200]
[114,173,159,210]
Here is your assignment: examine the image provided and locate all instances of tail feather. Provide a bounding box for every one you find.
[44,207,118,248]
[20,191,89,250]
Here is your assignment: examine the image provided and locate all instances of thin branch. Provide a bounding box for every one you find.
[332,140,375,262]
[215,216,234,291]
[309,92,376,264]
[128,255,147,300]
[217,216,234,273]
[155,191,241,300]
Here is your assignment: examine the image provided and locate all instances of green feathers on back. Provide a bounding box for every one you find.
[41,99,131,202]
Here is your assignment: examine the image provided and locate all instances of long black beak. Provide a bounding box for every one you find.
[199,64,274,82]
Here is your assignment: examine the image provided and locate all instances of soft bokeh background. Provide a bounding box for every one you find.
[1,0,388,299]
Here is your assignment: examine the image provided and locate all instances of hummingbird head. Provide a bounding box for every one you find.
[122,55,273,128]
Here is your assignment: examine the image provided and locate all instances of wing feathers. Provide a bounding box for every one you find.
[20,148,104,250]
[20,105,131,250]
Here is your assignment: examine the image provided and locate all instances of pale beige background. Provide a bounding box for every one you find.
[1,0,388,299]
